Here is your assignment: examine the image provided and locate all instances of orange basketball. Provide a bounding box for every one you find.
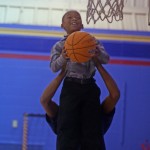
[64,31,97,63]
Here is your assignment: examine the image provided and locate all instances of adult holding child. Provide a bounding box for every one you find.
[50,10,110,150]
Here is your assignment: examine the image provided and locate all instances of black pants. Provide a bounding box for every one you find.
[57,78,105,150]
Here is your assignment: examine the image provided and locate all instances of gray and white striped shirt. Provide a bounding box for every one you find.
[50,36,109,79]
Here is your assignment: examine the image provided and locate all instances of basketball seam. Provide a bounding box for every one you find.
[74,33,91,46]
[64,44,96,50]
[72,32,78,62]
[68,52,92,57]
[66,33,92,46]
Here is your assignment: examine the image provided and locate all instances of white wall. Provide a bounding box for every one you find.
[0,0,150,31]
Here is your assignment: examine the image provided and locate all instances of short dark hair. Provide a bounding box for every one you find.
[62,10,81,22]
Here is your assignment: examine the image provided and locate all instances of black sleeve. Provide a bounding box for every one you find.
[45,113,58,135]
[102,108,115,135]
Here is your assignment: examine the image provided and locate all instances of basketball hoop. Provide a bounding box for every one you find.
[86,0,125,24]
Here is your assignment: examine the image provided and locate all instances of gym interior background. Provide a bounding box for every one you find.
[0,0,150,150]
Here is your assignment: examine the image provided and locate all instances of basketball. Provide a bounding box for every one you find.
[64,31,97,63]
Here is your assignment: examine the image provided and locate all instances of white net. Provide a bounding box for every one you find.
[86,0,125,24]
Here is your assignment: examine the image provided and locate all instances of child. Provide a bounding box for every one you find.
[50,10,110,150]
[41,58,120,150]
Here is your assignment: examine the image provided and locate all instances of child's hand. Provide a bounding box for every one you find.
[91,46,101,66]
[91,46,101,58]
[62,48,69,60]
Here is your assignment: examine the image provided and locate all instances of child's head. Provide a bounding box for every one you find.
[61,10,84,35]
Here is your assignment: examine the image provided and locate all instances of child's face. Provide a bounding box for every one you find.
[61,10,84,34]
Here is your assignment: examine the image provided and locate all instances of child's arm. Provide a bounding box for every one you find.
[50,42,68,72]
[40,68,66,118]
[93,57,120,114]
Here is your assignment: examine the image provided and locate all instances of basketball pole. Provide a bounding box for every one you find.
[22,113,28,150]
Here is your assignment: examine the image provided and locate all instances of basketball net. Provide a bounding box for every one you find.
[86,0,125,24]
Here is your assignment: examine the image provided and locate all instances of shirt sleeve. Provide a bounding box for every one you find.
[50,40,67,72]
[45,113,57,135]
[102,108,115,135]
[96,40,110,64]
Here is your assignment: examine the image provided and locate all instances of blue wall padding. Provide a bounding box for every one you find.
[0,34,150,59]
